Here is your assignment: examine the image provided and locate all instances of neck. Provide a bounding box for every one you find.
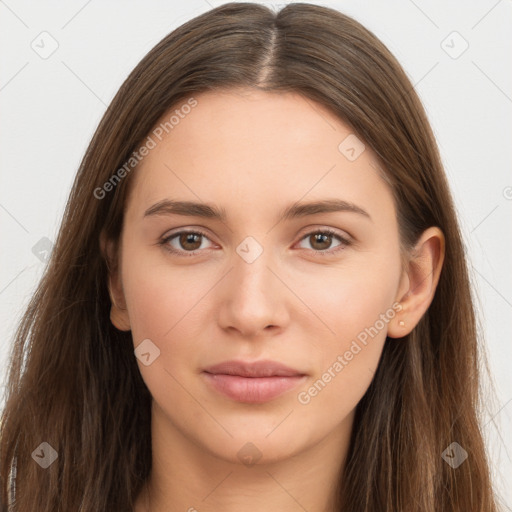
[134,403,354,512]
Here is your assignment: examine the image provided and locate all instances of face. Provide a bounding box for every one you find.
[110,88,408,465]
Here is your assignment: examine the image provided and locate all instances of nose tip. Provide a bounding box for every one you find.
[217,252,288,338]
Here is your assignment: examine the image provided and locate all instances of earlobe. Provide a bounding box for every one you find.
[388,226,445,339]
[108,274,132,332]
[110,302,132,332]
[101,231,132,332]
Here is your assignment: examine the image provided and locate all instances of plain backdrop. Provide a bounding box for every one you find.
[1,0,511,508]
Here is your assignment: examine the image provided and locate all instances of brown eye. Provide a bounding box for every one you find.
[160,230,213,256]
[309,232,334,251]
[178,232,203,251]
[296,229,350,256]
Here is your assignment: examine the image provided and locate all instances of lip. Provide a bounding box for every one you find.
[202,360,307,403]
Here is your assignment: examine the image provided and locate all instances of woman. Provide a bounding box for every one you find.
[0,2,500,511]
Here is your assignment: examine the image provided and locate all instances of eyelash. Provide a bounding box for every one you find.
[158,228,351,258]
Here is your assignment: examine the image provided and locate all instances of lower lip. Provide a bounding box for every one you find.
[202,373,306,403]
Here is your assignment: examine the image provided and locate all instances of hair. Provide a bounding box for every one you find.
[0,2,501,511]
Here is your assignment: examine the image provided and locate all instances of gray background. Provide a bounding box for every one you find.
[1,0,511,508]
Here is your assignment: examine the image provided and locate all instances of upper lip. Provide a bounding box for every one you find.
[202,360,305,378]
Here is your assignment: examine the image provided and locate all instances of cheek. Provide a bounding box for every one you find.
[121,260,210,407]
[121,254,218,388]
[292,262,398,413]
[295,291,390,420]
[122,249,207,338]
[291,255,399,344]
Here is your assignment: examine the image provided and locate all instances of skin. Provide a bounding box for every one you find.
[103,88,444,512]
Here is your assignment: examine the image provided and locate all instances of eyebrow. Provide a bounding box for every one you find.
[143,198,371,222]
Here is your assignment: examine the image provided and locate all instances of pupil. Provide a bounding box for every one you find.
[312,233,331,250]
[181,233,201,250]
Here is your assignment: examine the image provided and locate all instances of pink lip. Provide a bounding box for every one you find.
[202,360,307,403]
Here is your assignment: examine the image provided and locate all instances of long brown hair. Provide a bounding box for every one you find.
[0,2,500,510]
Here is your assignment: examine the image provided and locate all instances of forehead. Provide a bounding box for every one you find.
[125,88,393,223]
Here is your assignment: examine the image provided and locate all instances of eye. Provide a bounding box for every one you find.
[159,229,214,256]
[159,228,351,258]
[296,229,351,256]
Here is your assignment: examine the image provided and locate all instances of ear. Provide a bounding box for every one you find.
[387,226,445,338]
[100,230,131,332]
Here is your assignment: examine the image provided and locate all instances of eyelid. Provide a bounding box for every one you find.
[159,228,217,256]
[294,227,352,256]
[296,225,353,243]
[159,226,352,257]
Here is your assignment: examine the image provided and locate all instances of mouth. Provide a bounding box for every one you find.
[201,360,307,404]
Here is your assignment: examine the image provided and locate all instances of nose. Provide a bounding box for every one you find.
[217,247,290,339]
